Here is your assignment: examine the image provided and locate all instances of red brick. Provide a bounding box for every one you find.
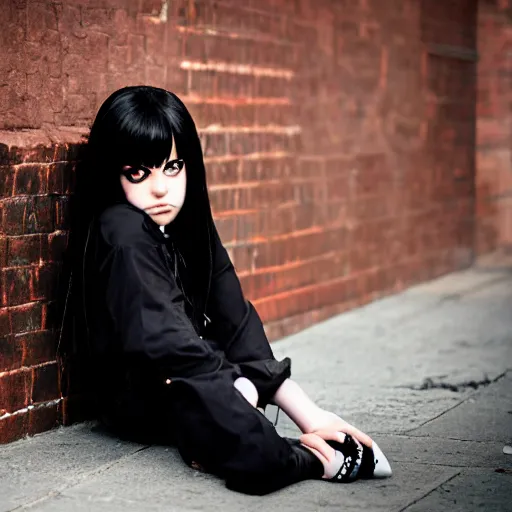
[108,44,130,74]
[10,302,43,334]
[1,267,33,307]
[2,197,54,235]
[46,232,68,263]
[0,411,29,444]
[214,217,237,244]
[202,133,228,157]
[165,67,188,96]
[47,162,74,195]
[210,188,236,213]
[0,166,14,197]
[0,335,23,371]
[253,275,364,323]
[18,145,57,164]
[32,264,59,302]
[42,301,59,331]
[14,164,48,195]
[0,369,32,413]
[0,237,7,267]
[18,331,57,367]
[26,1,58,42]
[6,235,42,267]
[28,399,62,437]
[209,161,239,185]
[53,196,70,230]
[241,253,348,301]
[0,307,10,337]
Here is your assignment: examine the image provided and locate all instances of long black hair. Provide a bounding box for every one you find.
[65,86,215,355]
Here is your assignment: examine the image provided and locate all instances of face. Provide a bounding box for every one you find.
[120,137,187,226]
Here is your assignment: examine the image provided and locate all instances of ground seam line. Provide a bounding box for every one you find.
[396,471,461,512]
[7,445,151,511]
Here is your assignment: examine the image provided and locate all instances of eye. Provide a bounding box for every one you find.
[163,159,185,177]
[122,168,150,184]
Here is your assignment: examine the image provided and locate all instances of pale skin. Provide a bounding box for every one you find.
[120,138,373,478]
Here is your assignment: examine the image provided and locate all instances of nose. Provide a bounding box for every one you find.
[151,171,167,197]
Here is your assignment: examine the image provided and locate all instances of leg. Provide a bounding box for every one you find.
[232,378,370,482]
[272,379,393,480]
[272,378,374,446]
[168,371,323,495]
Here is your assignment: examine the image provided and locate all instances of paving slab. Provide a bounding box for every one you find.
[408,373,512,444]
[275,385,474,437]
[374,434,512,469]
[403,468,512,512]
[0,423,143,512]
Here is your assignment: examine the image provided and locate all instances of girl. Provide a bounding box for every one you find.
[68,86,391,495]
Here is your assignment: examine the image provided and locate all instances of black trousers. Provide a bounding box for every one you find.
[99,325,323,494]
[100,362,323,495]
[167,369,324,495]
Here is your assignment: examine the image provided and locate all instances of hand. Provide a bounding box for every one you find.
[299,431,353,479]
[308,414,373,448]
[299,432,338,477]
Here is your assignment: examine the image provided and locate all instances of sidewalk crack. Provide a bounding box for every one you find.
[402,370,509,434]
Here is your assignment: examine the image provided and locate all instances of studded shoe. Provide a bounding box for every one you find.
[325,434,392,482]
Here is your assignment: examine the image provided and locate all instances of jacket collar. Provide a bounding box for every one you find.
[120,201,169,244]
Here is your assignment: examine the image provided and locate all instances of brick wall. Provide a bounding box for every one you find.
[476,0,512,254]
[0,0,478,443]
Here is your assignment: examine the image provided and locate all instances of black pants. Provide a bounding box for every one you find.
[167,370,324,495]
[101,372,323,495]
[99,323,324,494]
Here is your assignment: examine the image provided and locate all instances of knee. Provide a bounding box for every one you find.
[234,377,259,407]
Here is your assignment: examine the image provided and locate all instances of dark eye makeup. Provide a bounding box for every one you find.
[121,159,185,184]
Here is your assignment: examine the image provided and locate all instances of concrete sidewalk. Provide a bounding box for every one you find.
[1,264,511,512]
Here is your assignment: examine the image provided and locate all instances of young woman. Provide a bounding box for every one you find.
[68,85,391,495]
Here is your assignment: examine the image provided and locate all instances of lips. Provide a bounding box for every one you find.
[146,204,173,214]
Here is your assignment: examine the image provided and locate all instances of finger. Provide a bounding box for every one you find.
[310,429,347,444]
[300,434,332,463]
[342,425,373,448]
[299,433,335,462]
[300,444,329,468]
[314,425,373,449]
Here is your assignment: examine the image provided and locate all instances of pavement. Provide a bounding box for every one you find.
[1,261,512,512]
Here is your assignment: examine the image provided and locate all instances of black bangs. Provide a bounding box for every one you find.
[100,90,177,169]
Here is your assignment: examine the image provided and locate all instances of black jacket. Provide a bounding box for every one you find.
[82,203,291,444]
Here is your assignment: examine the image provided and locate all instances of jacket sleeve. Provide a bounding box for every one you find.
[102,242,239,382]
[205,226,292,407]
[205,226,275,362]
